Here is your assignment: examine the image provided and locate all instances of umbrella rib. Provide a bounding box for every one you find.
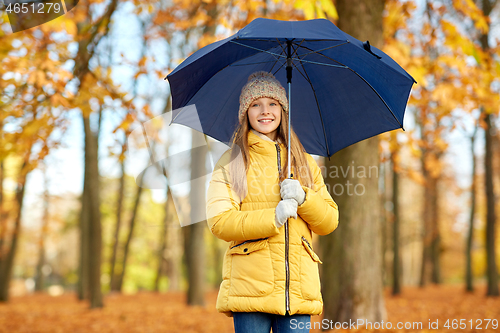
[291,59,347,68]
[177,43,283,128]
[348,69,404,129]
[293,41,350,58]
[237,38,341,42]
[269,55,281,74]
[229,40,285,60]
[275,38,330,155]
[275,38,305,59]
[230,44,283,66]
[272,38,308,81]
[290,57,308,82]
[275,37,287,56]
[271,38,289,77]
[295,53,331,157]
[297,46,405,129]
[272,61,286,77]
[289,40,309,80]
[230,60,285,67]
[298,44,348,67]
[229,40,347,69]
[271,38,289,76]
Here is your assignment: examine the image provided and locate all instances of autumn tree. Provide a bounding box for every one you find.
[382,0,498,293]
[0,15,70,301]
[321,0,387,325]
[476,0,499,296]
[466,120,479,292]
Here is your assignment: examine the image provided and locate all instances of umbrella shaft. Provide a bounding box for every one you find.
[286,40,292,84]
[286,40,292,178]
[288,81,291,179]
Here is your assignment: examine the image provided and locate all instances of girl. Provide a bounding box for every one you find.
[206,71,339,333]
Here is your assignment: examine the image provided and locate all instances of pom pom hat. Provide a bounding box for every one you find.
[238,71,289,124]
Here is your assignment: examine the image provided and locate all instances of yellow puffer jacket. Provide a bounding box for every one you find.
[206,129,339,317]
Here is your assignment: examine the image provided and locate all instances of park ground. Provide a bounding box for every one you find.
[1,283,499,332]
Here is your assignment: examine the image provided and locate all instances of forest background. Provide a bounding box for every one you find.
[0,0,500,332]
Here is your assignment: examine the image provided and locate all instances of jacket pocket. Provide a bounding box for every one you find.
[300,236,322,300]
[228,238,274,297]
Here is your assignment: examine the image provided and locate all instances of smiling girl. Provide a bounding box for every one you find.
[206,71,339,333]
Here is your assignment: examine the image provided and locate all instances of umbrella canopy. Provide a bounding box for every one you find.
[166,17,416,158]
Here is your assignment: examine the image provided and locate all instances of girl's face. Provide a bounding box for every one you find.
[247,97,282,141]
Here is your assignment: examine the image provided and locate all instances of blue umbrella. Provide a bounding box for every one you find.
[166,17,416,176]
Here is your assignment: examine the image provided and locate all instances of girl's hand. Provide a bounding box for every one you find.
[275,198,298,228]
[280,178,306,206]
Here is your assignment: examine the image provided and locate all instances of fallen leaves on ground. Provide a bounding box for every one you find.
[0,283,498,332]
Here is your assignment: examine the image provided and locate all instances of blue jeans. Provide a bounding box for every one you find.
[233,312,311,333]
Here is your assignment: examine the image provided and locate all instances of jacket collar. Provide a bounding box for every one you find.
[248,129,285,156]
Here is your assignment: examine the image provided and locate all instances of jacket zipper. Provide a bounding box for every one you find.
[230,237,267,249]
[276,143,290,315]
[302,236,313,250]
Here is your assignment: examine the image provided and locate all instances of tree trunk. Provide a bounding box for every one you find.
[0,152,30,301]
[165,186,182,292]
[419,149,440,286]
[78,173,90,300]
[430,172,441,284]
[35,169,50,292]
[110,148,126,292]
[157,98,182,292]
[379,160,389,287]
[479,0,499,296]
[115,124,153,292]
[82,111,103,308]
[155,185,170,292]
[483,112,499,295]
[181,0,218,304]
[211,236,223,289]
[391,153,401,295]
[78,177,89,299]
[34,244,46,292]
[116,175,144,292]
[321,1,387,325]
[0,159,5,280]
[74,0,118,306]
[466,127,477,292]
[184,130,207,306]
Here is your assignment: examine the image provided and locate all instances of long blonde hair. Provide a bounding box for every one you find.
[228,107,315,202]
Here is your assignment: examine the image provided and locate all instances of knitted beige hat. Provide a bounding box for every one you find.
[238,71,289,124]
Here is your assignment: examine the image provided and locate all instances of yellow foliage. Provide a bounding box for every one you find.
[383,0,415,38]
[434,137,448,152]
[431,84,459,112]
[61,17,77,36]
[1,154,23,182]
[293,0,338,20]
[407,63,428,88]
[407,168,425,185]
[319,0,338,20]
[294,0,314,20]
[114,112,136,134]
[50,93,71,108]
[452,0,489,34]
[383,40,411,66]
[35,70,47,88]
[424,153,442,178]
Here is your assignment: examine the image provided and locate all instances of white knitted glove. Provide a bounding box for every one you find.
[275,198,298,228]
[280,178,306,206]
